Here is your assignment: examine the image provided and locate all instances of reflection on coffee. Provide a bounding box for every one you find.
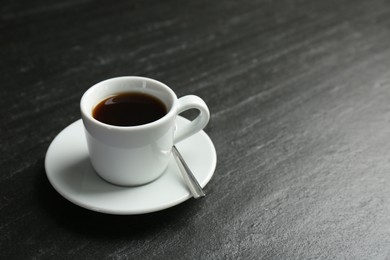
[93,92,167,126]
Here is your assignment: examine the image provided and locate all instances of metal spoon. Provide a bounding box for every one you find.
[172,145,205,198]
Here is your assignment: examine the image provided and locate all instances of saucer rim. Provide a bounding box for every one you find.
[44,117,217,215]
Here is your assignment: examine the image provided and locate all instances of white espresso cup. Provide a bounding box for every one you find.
[80,76,210,186]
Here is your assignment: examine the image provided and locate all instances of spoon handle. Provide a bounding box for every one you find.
[172,145,206,198]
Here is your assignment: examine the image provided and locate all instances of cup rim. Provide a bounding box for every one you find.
[80,76,178,131]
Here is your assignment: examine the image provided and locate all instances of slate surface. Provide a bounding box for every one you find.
[2,0,390,258]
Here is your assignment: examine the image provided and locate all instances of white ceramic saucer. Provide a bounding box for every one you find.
[45,117,217,215]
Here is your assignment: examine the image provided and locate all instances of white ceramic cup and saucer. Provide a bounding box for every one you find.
[45,77,217,214]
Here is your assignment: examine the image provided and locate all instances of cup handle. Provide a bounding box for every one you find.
[174,95,210,144]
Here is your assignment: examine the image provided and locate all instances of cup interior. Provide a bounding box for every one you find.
[81,77,177,127]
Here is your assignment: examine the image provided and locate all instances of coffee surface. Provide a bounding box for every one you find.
[92,92,167,126]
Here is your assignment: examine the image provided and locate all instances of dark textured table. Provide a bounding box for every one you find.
[2,0,390,258]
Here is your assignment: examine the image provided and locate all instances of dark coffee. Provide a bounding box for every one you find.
[92,92,167,126]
